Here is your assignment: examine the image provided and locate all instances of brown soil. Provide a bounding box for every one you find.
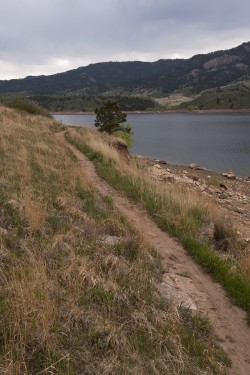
[59,133,250,375]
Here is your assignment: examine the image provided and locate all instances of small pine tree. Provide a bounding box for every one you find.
[95,100,132,135]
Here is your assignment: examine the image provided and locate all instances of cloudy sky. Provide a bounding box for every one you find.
[0,0,249,80]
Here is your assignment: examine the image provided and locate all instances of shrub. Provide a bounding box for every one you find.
[0,97,52,118]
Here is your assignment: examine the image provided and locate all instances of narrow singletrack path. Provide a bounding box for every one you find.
[60,133,250,375]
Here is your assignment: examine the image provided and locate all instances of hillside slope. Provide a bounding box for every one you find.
[0,42,249,96]
[66,127,250,375]
[0,106,228,374]
[179,80,250,109]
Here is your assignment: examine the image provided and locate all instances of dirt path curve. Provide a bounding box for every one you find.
[60,133,250,375]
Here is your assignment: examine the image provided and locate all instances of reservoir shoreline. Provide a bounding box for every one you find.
[54,113,250,178]
[52,108,250,115]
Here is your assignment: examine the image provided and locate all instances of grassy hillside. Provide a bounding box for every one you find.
[66,127,250,322]
[0,96,52,117]
[0,106,228,374]
[179,81,250,110]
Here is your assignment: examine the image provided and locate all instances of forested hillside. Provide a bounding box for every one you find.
[0,41,250,110]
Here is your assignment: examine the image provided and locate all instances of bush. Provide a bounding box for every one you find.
[0,97,52,118]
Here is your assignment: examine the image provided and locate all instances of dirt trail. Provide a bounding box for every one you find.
[60,133,250,375]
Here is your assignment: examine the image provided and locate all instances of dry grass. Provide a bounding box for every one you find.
[155,94,194,109]
[68,127,244,251]
[69,127,122,165]
[0,106,228,374]
[240,248,250,277]
[67,126,250,319]
[68,127,219,238]
[21,189,47,231]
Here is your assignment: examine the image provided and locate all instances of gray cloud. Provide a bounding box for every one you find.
[0,0,249,79]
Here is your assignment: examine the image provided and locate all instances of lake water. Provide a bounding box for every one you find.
[54,113,250,177]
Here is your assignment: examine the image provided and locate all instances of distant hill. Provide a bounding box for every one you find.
[0,41,250,109]
[179,80,250,110]
[0,60,180,95]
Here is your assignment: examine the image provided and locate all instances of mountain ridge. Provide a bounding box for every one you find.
[0,41,249,97]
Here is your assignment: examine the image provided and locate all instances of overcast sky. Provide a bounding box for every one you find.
[0,0,249,80]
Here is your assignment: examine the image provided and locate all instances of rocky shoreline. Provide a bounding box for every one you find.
[134,154,250,247]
